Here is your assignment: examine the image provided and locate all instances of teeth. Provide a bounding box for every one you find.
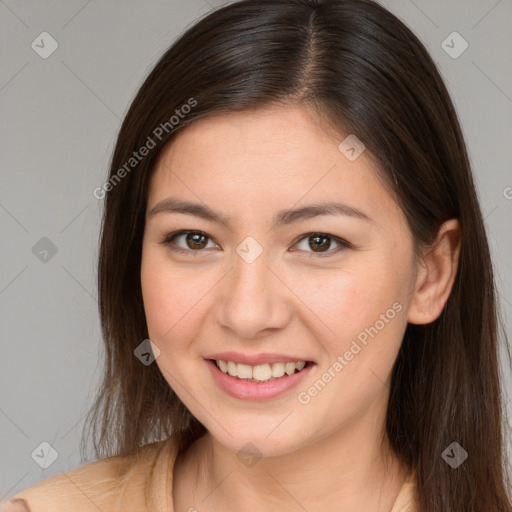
[285,362,296,375]
[271,362,285,378]
[237,363,253,379]
[253,364,272,380]
[215,360,308,381]
[227,361,238,377]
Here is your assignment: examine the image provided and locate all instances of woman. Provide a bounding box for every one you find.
[2,0,510,511]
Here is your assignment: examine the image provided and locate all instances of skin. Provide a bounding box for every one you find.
[140,105,461,511]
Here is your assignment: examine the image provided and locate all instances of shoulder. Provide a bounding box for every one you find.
[0,437,178,512]
[0,499,30,512]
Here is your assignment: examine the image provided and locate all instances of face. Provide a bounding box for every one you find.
[141,105,418,457]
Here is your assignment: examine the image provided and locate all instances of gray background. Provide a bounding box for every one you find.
[1,0,511,499]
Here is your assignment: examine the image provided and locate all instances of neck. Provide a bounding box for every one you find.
[177,400,408,511]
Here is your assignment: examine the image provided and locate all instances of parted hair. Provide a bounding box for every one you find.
[81,1,512,510]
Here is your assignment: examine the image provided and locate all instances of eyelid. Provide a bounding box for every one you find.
[160,230,351,257]
[160,230,219,255]
[290,232,352,256]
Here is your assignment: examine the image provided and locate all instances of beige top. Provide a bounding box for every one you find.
[1,435,418,511]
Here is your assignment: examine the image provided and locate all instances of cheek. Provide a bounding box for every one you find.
[288,254,409,384]
[294,268,407,423]
[140,250,205,346]
[140,255,208,392]
[285,256,404,340]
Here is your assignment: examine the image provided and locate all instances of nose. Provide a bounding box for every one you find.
[215,248,292,339]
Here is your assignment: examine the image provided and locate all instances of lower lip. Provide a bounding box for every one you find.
[206,359,314,401]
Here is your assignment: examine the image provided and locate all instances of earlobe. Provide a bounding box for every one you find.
[407,219,461,325]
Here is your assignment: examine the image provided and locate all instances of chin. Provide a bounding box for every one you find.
[207,422,310,459]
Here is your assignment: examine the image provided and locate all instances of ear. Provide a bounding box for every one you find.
[407,219,461,325]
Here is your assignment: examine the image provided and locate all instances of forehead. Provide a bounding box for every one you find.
[147,106,399,228]
[156,106,345,171]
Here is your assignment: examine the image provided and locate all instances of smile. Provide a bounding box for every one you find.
[206,358,315,401]
[214,359,307,382]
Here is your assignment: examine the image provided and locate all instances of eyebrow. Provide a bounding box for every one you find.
[148,197,373,229]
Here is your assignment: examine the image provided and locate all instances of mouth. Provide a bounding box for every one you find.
[210,359,312,383]
[205,357,316,401]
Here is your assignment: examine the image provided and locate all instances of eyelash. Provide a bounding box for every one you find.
[159,230,352,258]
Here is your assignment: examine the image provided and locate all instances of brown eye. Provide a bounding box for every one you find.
[309,234,331,252]
[160,230,217,255]
[184,232,209,250]
[160,230,351,258]
[293,232,351,257]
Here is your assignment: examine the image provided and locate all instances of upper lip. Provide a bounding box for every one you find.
[206,352,314,366]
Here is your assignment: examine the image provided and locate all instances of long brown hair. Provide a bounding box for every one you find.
[81,1,512,510]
